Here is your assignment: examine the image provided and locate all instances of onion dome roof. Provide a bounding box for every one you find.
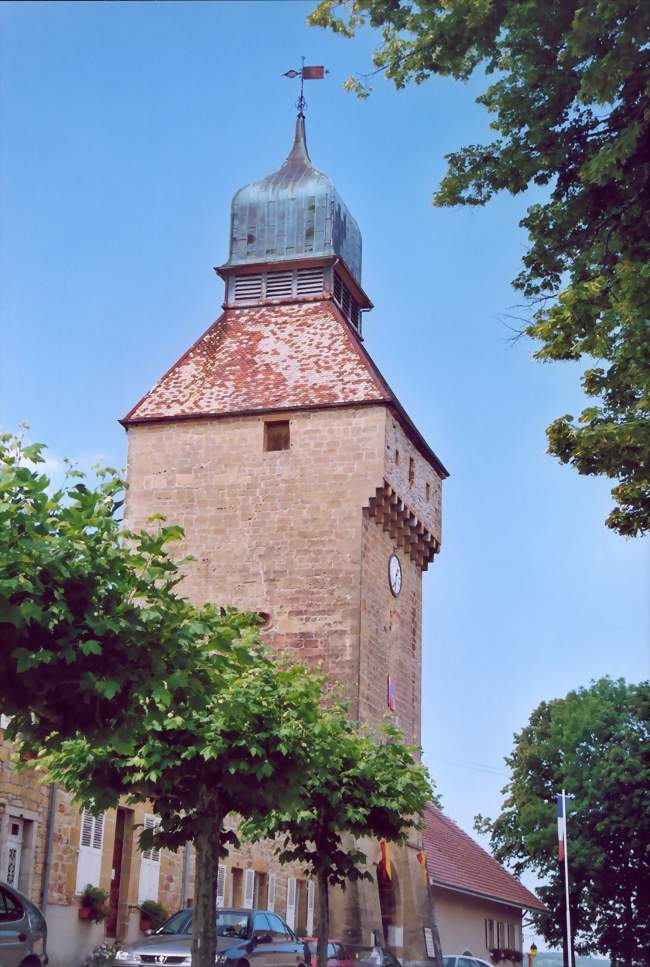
[227,114,362,284]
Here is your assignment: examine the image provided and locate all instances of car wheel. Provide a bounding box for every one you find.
[237,959,250,967]
[19,958,43,967]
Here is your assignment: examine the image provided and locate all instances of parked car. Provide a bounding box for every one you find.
[0,880,48,967]
[304,938,355,967]
[112,907,307,966]
[443,956,493,967]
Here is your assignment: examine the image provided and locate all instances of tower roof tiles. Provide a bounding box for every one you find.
[121,301,448,479]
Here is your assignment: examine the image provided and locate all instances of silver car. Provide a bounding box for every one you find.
[113,908,307,967]
[0,880,48,967]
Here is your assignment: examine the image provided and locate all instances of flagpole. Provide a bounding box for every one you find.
[562,789,573,967]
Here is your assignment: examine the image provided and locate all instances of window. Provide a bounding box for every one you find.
[332,271,362,332]
[409,457,415,484]
[267,872,276,913]
[497,922,505,946]
[267,912,291,941]
[243,868,255,909]
[252,912,271,934]
[217,865,227,908]
[264,420,290,452]
[395,449,400,465]
[0,887,22,922]
[138,814,161,902]
[485,919,494,948]
[75,810,105,894]
[425,482,431,501]
[285,876,297,929]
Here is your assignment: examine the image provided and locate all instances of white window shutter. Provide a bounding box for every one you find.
[138,815,161,903]
[306,880,315,935]
[243,869,255,909]
[217,866,227,908]
[286,876,296,930]
[75,811,105,894]
[267,873,276,913]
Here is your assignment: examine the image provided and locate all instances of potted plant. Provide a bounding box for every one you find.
[139,899,167,932]
[79,884,109,923]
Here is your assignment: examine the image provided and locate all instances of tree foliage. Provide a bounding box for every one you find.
[0,433,326,967]
[41,647,327,967]
[243,713,436,967]
[474,678,650,966]
[309,0,650,536]
[0,431,219,749]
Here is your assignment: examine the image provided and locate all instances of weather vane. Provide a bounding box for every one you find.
[282,56,328,115]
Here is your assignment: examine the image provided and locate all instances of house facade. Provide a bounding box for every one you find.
[424,807,546,962]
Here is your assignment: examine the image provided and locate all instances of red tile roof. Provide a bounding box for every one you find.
[123,301,390,424]
[121,299,449,478]
[423,805,546,912]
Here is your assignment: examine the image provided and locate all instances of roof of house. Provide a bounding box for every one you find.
[423,805,546,913]
[122,300,449,478]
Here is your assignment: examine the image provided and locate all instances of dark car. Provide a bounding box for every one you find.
[0,880,48,967]
[113,907,307,966]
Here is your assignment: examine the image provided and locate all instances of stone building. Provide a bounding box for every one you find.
[1,109,543,967]
[120,109,448,964]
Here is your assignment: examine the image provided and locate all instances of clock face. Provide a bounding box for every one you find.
[388,553,402,596]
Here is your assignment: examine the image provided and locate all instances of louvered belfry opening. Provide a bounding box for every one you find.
[223,262,366,335]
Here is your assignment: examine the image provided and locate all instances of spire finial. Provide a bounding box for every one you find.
[287,112,310,164]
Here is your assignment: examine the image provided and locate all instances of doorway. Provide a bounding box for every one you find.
[377,867,401,947]
[106,809,128,937]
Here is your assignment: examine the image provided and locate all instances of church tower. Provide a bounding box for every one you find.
[122,110,448,964]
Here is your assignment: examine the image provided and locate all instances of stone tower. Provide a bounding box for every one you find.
[122,111,448,964]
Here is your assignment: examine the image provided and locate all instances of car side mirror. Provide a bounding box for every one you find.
[252,931,273,944]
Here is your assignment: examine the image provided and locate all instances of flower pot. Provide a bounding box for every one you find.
[79,907,93,920]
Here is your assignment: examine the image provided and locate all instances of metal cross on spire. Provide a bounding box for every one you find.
[282,56,328,115]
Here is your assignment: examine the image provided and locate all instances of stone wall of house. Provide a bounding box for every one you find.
[0,731,51,904]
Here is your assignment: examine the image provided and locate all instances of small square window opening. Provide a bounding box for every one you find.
[264,420,290,452]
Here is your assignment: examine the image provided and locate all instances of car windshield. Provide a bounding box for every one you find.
[157,910,250,938]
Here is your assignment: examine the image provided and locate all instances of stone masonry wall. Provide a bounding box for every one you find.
[358,510,422,746]
[124,406,388,703]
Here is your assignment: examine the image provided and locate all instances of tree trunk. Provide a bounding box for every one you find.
[316,868,330,967]
[192,807,223,967]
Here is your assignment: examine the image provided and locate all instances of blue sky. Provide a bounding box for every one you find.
[1,0,648,920]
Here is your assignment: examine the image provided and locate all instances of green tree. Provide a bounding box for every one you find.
[0,433,326,967]
[474,678,650,967]
[243,711,439,967]
[309,0,650,537]
[41,646,327,967]
[0,431,215,749]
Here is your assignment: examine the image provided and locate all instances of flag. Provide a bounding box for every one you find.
[302,65,325,80]
[416,850,428,883]
[380,840,392,879]
[556,794,566,863]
